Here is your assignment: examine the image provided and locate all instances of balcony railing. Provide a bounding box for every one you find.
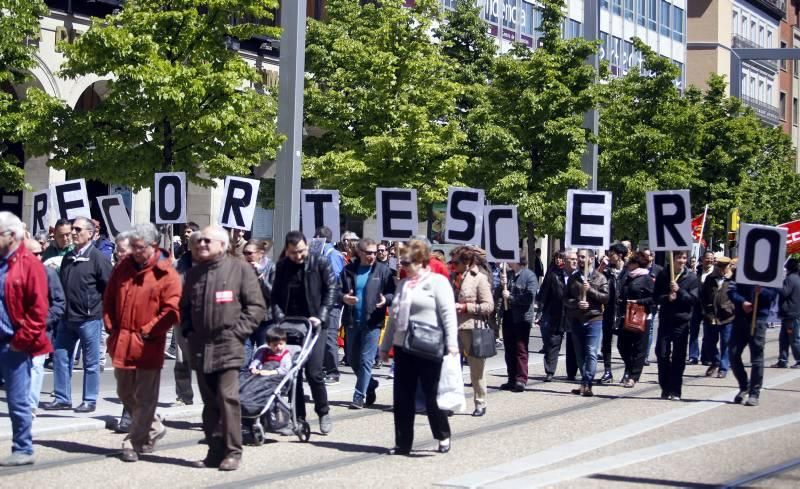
[741,95,782,127]
[749,0,787,20]
[732,35,779,72]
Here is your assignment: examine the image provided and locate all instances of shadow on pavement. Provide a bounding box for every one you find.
[36,439,117,456]
[588,473,718,488]
[307,440,387,455]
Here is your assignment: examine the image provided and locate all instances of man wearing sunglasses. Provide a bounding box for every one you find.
[181,226,265,471]
[44,217,112,414]
[341,238,395,409]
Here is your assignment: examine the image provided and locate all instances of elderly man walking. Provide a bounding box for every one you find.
[0,212,51,466]
[44,216,112,413]
[181,226,265,471]
[103,223,182,462]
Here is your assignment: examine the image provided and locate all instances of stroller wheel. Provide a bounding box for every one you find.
[297,419,311,442]
[252,422,265,446]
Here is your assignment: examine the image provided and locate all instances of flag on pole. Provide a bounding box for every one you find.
[779,219,800,255]
[691,206,708,244]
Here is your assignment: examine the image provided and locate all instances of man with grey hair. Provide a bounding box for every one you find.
[104,222,181,462]
[44,216,112,413]
[181,225,265,470]
[0,212,51,466]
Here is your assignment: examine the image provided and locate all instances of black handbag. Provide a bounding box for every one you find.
[470,318,497,358]
[403,319,445,361]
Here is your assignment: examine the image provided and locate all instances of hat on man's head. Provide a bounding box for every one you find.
[715,255,731,265]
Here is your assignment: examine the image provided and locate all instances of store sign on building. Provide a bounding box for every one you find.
[478,0,529,31]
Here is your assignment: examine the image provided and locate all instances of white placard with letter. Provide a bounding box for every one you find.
[218,176,261,231]
[445,187,484,245]
[564,189,612,250]
[301,190,340,241]
[735,223,788,289]
[376,188,418,242]
[50,178,90,220]
[646,190,692,251]
[96,195,133,238]
[483,205,519,263]
[154,172,187,224]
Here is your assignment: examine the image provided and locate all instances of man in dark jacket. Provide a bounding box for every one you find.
[654,251,699,401]
[272,230,337,434]
[542,250,577,382]
[775,258,800,368]
[701,256,735,377]
[599,244,628,384]
[44,217,112,414]
[728,280,779,406]
[181,226,265,471]
[500,256,538,392]
[0,214,51,466]
[341,238,394,409]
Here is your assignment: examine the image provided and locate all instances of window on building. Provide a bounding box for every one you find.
[624,0,634,21]
[503,0,516,29]
[759,26,765,47]
[613,0,622,16]
[759,80,765,102]
[733,11,738,36]
[601,0,609,10]
[750,21,756,41]
[780,92,787,121]
[767,31,773,48]
[613,36,623,73]
[600,31,610,61]
[660,0,670,37]
[648,0,657,30]
[521,2,534,36]
[623,41,632,72]
[750,76,755,97]
[675,61,684,90]
[781,41,788,70]
[672,6,684,42]
[637,0,646,26]
[767,83,773,104]
[794,55,799,77]
[794,97,798,125]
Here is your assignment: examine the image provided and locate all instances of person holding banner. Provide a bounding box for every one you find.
[564,250,609,397]
[727,281,779,406]
[616,251,655,389]
[500,257,538,392]
[653,251,699,401]
[599,244,629,384]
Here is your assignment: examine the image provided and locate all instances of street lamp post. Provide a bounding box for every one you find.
[582,0,600,191]
[272,0,307,257]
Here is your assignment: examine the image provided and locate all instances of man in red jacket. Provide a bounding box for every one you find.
[103,223,182,462]
[0,212,51,466]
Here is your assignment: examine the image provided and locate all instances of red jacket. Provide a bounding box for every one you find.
[103,250,181,369]
[5,245,52,356]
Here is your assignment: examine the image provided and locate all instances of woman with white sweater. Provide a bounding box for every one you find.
[380,239,459,455]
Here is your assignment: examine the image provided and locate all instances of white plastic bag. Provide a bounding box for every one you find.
[436,354,466,413]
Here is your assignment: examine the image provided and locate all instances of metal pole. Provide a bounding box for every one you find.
[581,0,599,191]
[273,0,307,259]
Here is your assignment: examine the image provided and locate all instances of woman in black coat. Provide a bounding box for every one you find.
[616,250,655,388]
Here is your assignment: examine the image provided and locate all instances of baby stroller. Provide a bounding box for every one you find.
[240,317,320,445]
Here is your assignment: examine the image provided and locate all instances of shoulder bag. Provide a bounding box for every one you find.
[403,320,445,361]
[470,317,497,358]
[623,302,647,334]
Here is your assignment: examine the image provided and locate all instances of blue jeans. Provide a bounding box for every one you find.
[571,319,603,386]
[646,315,655,362]
[53,319,102,405]
[0,343,34,454]
[29,354,46,409]
[707,323,733,371]
[688,309,703,361]
[346,325,380,402]
[778,318,800,364]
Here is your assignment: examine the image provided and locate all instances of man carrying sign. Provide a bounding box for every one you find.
[653,251,699,401]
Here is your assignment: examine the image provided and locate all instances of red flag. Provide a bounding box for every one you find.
[779,219,800,254]
[691,212,705,242]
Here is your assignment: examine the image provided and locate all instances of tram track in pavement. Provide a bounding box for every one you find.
[0,337,781,482]
[723,456,800,488]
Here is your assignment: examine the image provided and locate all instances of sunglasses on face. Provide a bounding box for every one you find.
[72,227,85,233]
[243,250,258,256]
[362,250,377,255]
[197,238,213,244]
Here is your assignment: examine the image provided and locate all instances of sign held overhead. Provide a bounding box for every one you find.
[154,172,187,224]
[30,189,49,237]
[96,195,133,238]
[445,187,484,245]
[376,188,418,242]
[219,176,261,231]
[50,179,90,221]
[484,205,519,263]
[646,190,693,251]
[735,223,788,289]
[301,190,340,242]
[565,189,612,250]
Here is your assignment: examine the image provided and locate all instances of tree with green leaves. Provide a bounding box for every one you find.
[20,0,283,191]
[696,74,800,244]
[598,39,704,242]
[0,0,47,191]
[466,0,599,241]
[303,0,466,218]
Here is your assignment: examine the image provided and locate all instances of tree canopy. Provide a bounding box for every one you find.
[21,0,283,190]
[0,0,47,191]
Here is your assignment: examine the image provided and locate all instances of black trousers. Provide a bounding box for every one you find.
[601,317,614,371]
[502,312,531,384]
[544,330,577,378]
[392,347,450,451]
[295,326,330,419]
[730,320,767,397]
[323,307,342,376]
[617,329,648,381]
[655,318,690,397]
[196,368,241,459]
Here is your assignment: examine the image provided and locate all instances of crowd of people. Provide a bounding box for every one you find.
[0,210,798,470]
